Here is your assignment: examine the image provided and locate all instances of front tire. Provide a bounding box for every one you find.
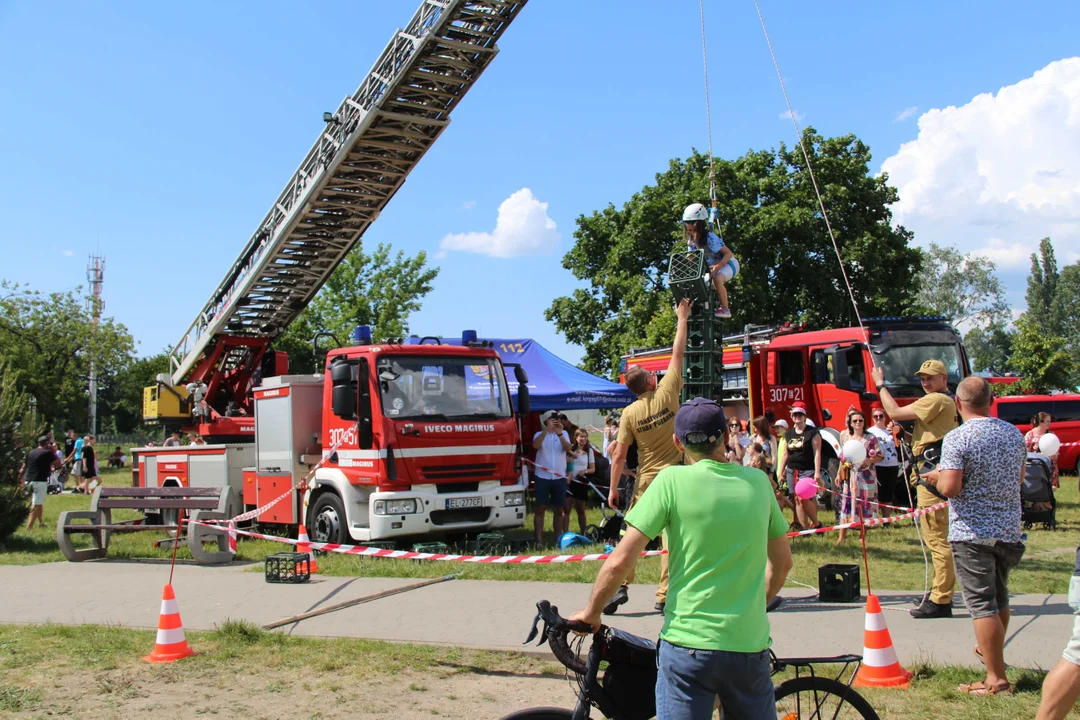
[309,492,349,544]
[498,709,573,720]
[774,676,879,720]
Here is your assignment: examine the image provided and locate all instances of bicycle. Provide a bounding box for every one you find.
[501,597,879,720]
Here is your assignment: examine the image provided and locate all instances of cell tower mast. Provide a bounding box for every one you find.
[87,254,105,435]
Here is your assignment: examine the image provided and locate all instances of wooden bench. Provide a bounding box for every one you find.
[56,486,236,565]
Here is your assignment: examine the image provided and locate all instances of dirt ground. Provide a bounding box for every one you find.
[9,665,578,719]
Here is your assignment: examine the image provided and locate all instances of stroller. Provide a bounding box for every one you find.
[47,467,65,495]
[1022,453,1057,530]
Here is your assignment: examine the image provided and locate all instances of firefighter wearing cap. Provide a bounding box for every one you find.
[872,358,961,619]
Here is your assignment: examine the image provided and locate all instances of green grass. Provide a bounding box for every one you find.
[0,623,1057,719]
[5,466,1077,595]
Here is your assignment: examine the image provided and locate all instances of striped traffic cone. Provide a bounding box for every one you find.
[143,584,196,663]
[853,594,912,689]
[227,521,238,555]
[297,523,319,574]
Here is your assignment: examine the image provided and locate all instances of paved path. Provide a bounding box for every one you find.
[1,561,1073,669]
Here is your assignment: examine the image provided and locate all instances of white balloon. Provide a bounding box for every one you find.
[1039,432,1061,457]
[843,439,867,466]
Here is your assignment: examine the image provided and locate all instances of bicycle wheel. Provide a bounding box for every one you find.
[774,676,879,720]
[498,708,574,720]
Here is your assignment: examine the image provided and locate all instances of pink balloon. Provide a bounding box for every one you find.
[795,477,818,500]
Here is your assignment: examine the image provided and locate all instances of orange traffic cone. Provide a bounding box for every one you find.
[853,594,912,689]
[297,523,319,574]
[143,584,196,663]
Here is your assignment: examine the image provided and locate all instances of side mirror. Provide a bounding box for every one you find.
[510,364,530,415]
[357,359,373,450]
[826,345,853,392]
[330,358,357,420]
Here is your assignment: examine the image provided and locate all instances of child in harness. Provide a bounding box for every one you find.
[682,202,740,318]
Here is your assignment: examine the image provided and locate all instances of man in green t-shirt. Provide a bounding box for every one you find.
[872,358,961,619]
[571,398,792,718]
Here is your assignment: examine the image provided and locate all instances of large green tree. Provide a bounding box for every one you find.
[0,282,135,429]
[547,130,922,376]
[914,242,1009,329]
[963,323,1015,375]
[97,351,171,434]
[275,243,439,374]
[1009,314,1077,393]
[1026,238,1062,334]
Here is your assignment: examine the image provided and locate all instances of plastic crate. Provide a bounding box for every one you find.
[362,541,397,550]
[265,552,311,583]
[411,542,449,554]
[471,533,508,555]
[819,563,861,602]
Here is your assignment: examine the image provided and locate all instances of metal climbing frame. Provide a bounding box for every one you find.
[166,0,528,386]
[668,249,725,403]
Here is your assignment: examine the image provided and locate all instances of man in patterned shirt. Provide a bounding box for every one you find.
[920,376,1025,696]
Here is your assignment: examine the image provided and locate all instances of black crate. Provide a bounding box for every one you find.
[471,533,508,555]
[818,564,861,602]
[411,542,449,554]
[265,552,311,583]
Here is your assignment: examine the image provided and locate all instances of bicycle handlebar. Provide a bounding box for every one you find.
[524,600,596,674]
[525,597,784,675]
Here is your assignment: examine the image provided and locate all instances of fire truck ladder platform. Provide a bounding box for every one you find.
[166,0,527,384]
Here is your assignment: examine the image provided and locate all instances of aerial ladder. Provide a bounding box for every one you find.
[143,0,528,441]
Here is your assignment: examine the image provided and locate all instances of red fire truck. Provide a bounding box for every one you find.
[621,316,972,479]
[133,0,532,544]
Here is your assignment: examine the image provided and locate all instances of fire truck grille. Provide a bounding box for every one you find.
[430,508,491,526]
[423,464,498,484]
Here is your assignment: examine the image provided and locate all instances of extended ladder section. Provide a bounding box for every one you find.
[167,0,527,385]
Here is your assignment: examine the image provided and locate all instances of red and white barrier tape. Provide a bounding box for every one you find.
[187,519,665,563]
[784,500,949,538]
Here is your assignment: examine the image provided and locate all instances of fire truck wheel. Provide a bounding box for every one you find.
[310,492,348,544]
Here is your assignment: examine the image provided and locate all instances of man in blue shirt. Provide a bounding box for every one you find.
[682,203,739,319]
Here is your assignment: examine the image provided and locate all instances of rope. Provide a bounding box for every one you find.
[698,0,719,219]
[750,0,871,354]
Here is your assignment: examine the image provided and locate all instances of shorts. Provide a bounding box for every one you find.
[875,465,900,505]
[568,477,592,502]
[29,481,47,506]
[783,467,815,497]
[71,461,83,477]
[1064,577,1080,665]
[707,256,740,282]
[951,540,1025,618]
[534,476,567,507]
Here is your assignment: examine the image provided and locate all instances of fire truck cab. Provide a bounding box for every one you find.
[304,329,530,544]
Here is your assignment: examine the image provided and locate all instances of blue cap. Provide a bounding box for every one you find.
[674,397,726,445]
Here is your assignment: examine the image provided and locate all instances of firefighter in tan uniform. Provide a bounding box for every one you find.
[606,298,692,614]
[872,359,961,619]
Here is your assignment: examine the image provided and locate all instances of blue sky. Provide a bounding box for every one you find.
[2,0,1078,367]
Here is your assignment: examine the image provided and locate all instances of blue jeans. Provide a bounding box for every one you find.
[656,640,774,719]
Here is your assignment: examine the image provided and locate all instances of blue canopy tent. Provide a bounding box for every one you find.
[405,336,634,411]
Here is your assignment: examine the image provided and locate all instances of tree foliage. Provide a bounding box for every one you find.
[1009,314,1077,393]
[275,243,439,374]
[0,282,135,430]
[547,130,922,376]
[98,351,171,434]
[914,243,1009,329]
[0,364,34,542]
[964,323,1015,375]
[1026,238,1061,334]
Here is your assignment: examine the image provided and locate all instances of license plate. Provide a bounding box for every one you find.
[445,496,482,510]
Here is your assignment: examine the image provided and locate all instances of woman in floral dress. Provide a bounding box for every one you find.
[836,410,883,546]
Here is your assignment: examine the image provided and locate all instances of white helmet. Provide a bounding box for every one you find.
[682,203,708,222]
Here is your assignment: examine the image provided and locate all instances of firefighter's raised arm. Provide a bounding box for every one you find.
[667,299,694,378]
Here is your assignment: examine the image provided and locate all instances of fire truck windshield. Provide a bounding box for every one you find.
[376,356,512,421]
[874,343,965,396]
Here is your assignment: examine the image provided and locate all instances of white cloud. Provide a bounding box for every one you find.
[461,200,476,211]
[779,109,805,123]
[881,58,1080,280]
[893,106,918,122]
[439,188,560,258]
[63,250,75,257]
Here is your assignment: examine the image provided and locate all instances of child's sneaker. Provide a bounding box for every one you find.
[714,307,732,319]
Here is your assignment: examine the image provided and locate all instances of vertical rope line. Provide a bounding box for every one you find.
[751,0,871,352]
[699,0,718,213]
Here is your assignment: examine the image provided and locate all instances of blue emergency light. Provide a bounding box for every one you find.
[462,329,478,345]
[351,325,373,345]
